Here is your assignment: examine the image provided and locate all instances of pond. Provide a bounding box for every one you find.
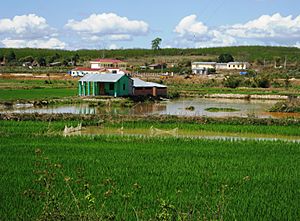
[1,98,300,119]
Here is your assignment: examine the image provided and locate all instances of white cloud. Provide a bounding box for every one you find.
[225,13,300,40]
[108,44,118,50]
[174,15,208,40]
[1,38,66,49]
[174,13,300,48]
[66,13,149,36]
[295,42,300,48]
[0,14,55,38]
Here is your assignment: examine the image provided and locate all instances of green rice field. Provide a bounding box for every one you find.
[0,120,300,220]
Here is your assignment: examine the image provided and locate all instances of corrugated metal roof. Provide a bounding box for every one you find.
[79,73,125,82]
[132,78,167,88]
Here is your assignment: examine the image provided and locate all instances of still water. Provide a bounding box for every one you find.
[2,98,300,119]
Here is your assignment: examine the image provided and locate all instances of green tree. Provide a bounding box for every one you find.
[72,53,80,66]
[7,50,16,63]
[37,56,46,66]
[152,37,162,50]
[217,53,234,63]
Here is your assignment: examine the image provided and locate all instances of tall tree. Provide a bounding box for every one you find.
[7,50,16,63]
[151,37,162,50]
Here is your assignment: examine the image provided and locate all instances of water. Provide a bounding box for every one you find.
[64,126,300,143]
[2,98,300,119]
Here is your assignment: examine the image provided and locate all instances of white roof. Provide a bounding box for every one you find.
[132,78,167,88]
[192,62,217,65]
[79,73,125,82]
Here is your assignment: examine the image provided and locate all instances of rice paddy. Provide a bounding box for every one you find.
[0,120,300,220]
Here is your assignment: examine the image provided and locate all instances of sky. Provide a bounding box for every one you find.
[0,0,300,50]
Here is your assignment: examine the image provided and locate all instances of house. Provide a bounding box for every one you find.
[132,78,167,97]
[71,67,107,77]
[192,62,216,74]
[90,59,127,73]
[192,61,250,74]
[148,63,167,70]
[78,73,133,97]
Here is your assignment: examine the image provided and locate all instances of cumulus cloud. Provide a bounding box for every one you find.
[0,14,66,49]
[174,13,300,48]
[1,38,66,49]
[0,14,55,39]
[65,13,149,37]
[174,14,208,40]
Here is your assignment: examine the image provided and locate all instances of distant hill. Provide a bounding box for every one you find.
[0,46,300,63]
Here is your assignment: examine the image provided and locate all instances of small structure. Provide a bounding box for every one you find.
[192,61,250,74]
[192,62,216,74]
[148,63,167,70]
[71,67,106,77]
[90,59,127,73]
[78,73,133,97]
[226,62,250,70]
[132,78,167,97]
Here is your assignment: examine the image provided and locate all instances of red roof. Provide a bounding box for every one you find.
[90,59,125,63]
[73,67,106,71]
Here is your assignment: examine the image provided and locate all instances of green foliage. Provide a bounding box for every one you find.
[6,50,16,62]
[0,120,300,220]
[151,37,162,50]
[217,53,234,63]
[223,75,243,88]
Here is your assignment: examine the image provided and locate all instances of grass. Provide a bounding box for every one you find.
[0,120,300,220]
[0,88,77,101]
[205,107,240,112]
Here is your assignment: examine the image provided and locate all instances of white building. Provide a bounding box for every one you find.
[192,62,216,74]
[192,61,250,74]
[70,59,128,77]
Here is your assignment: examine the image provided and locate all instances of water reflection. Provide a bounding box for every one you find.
[1,98,300,119]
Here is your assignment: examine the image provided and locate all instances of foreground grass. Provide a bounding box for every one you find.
[0,120,299,220]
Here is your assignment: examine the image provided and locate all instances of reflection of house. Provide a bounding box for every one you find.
[78,73,133,97]
[192,61,250,74]
[132,78,167,97]
[90,59,127,73]
[148,63,167,70]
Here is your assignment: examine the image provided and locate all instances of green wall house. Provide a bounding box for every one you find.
[78,73,133,97]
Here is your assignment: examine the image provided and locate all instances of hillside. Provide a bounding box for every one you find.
[1,46,300,63]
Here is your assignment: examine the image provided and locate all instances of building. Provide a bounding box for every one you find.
[132,78,167,97]
[148,63,167,70]
[192,61,250,74]
[70,67,107,77]
[78,73,133,97]
[192,62,216,74]
[90,59,127,73]
[226,62,250,70]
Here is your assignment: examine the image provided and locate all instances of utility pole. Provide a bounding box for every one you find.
[284,55,287,69]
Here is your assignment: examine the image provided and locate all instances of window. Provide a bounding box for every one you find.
[109,83,114,90]
[123,84,126,90]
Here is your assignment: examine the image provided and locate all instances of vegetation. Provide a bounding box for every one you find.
[0,120,299,220]
[270,98,300,113]
[151,37,162,50]
[217,53,234,63]
[205,107,239,112]
[1,46,300,65]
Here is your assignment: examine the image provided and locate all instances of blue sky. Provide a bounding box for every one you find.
[0,0,300,50]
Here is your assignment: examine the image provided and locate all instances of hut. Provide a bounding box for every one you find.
[132,78,167,97]
[78,73,133,97]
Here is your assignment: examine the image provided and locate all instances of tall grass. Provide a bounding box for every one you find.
[0,120,299,220]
